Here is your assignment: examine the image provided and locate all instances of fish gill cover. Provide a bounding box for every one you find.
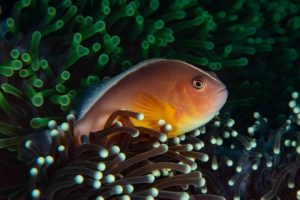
[0,0,299,199]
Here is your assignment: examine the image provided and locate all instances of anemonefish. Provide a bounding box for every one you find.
[74,59,228,144]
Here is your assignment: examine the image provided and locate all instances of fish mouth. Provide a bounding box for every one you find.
[216,86,228,107]
[217,87,227,93]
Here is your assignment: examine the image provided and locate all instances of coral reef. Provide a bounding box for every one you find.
[0,0,300,199]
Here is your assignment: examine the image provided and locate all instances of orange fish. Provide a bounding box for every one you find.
[74,59,228,143]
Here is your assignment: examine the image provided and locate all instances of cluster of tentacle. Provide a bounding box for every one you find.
[190,92,300,200]
[20,110,225,200]
[18,89,300,200]
[0,0,300,138]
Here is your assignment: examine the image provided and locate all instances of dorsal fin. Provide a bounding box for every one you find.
[74,58,166,120]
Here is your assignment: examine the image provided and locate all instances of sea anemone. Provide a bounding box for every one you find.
[18,111,225,200]
[0,0,300,199]
[8,94,300,199]
[0,0,299,137]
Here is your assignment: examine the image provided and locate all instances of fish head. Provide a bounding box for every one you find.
[171,60,228,127]
[193,70,228,113]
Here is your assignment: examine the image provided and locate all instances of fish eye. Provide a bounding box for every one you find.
[192,77,203,90]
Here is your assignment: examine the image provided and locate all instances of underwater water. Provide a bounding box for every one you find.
[0,0,299,199]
